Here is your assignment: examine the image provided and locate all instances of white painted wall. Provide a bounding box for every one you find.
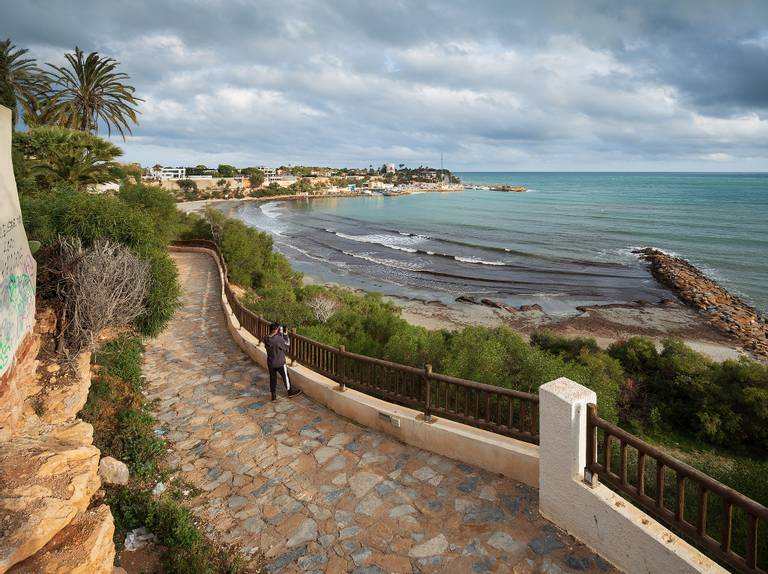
[0,106,36,376]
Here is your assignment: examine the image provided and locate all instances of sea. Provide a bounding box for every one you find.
[233,173,768,316]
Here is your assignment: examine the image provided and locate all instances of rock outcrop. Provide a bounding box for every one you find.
[0,436,101,571]
[36,352,92,425]
[636,248,768,359]
[0,308,117,574]
[8,504,115,574]
[0,335,41,442]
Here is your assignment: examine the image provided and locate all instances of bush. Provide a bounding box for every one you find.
[93,335,144,389]
[21,189,180,337]
[299,324,346,347]
[530,330,600,361]
[118,183,183,244]
[244,284,313,327]
[206,209,300,290]
[137,250,180,337]
[383,326,449,369]
[58,238,149,356]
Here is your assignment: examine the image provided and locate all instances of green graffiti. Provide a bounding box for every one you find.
[0,335,10,371]
[8,273,33,310]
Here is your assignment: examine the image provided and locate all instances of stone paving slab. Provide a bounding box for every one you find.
[142,252,619,574]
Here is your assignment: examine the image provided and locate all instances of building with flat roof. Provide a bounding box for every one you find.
[148,166,186,180]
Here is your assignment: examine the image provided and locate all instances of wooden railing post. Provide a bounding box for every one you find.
[585,403,598,487]
[337,346,346,392]
[424,364,433,422]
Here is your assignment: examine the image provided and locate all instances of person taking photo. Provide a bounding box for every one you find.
[264,322,302,401]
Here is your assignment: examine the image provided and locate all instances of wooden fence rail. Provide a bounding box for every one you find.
[171,239,540,444]
[587,404,768,574]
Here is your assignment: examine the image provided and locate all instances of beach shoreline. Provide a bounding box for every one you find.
[183,197,757,363]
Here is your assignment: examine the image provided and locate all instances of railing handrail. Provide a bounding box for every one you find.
[589,406,768,521]
[171,239,540,443]
[587,403,768,573]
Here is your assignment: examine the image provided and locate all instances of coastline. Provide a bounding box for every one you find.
[175,189,428,218]
[187,197,755,363]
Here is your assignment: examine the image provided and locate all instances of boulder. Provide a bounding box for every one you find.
[98,457,129,485]
[37,352,92,425]
[0,436,101,572]
[8,505,115,574]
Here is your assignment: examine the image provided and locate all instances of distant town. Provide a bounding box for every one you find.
[139,163,464,201]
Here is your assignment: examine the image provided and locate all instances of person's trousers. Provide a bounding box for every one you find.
[268,364,291,394]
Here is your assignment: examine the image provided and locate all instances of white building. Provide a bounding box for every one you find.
[385,163,396,174]
[253,166,278,179]
[149,166,186,180]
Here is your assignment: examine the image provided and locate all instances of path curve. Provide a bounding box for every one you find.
[143,252,616,574]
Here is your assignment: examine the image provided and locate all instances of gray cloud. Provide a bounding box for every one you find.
[2,0,767,170]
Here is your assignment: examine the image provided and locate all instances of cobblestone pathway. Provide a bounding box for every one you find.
[143,252,618,574]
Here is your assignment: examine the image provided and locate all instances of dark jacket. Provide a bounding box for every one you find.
[265,333,290,368]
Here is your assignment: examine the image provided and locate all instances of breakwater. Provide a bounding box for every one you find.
[636,248,768,359]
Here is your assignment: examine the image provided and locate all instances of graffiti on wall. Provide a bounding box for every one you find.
[0,105,36,375]
[0,215,36,373]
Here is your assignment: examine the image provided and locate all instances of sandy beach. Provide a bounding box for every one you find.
[182,197,749,363]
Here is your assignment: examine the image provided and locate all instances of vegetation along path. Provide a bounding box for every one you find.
[142,252,617,574]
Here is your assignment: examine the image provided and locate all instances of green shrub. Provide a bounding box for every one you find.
[608,336,660,377]
[244,284,313,327]
[206,209,300,290]
[114,406,165,480]
[21,189,180,336]
[299,323,346,347]
[107,486,154,542]
[137,250,181,337]
[118,183,183,244]
[383,326,449,369]
[94,336,144,390]
[147,498,203,549]
[176,212,214,241]
[530,330,600,361]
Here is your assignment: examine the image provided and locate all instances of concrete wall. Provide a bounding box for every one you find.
[170,245,540,486]
[539,378,727,574]
[0,106,36,377]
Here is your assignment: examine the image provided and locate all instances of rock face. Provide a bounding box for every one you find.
[0,437,101,572]
[37,352,92,425]
[636,248,768,359]
[98,456,129,485]
[7,504,115,574]
[0,334,41,442]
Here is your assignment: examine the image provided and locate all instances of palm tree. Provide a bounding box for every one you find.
[44,47,142,138]
[0,39,47,128]
[16,125,123,191]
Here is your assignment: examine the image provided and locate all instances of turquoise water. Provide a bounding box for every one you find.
[237,173,768,314]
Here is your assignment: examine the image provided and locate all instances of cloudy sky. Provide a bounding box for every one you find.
[4,0,768,170]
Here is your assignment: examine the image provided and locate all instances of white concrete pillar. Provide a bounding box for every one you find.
[537,377,726,574]
[539,377,595,516]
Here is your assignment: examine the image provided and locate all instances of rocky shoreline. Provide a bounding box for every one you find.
[635,248,768,360]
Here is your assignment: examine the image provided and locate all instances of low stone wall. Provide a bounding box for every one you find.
[170,245,540,487]
[637,247,767,359]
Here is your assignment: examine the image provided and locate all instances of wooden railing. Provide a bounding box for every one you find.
[587,404,768,574]
[171,240,540,444]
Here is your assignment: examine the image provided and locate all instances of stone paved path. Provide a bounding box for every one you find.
[143,252,618,574]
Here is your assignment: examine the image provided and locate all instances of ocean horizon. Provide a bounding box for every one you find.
[234,172,768,315]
